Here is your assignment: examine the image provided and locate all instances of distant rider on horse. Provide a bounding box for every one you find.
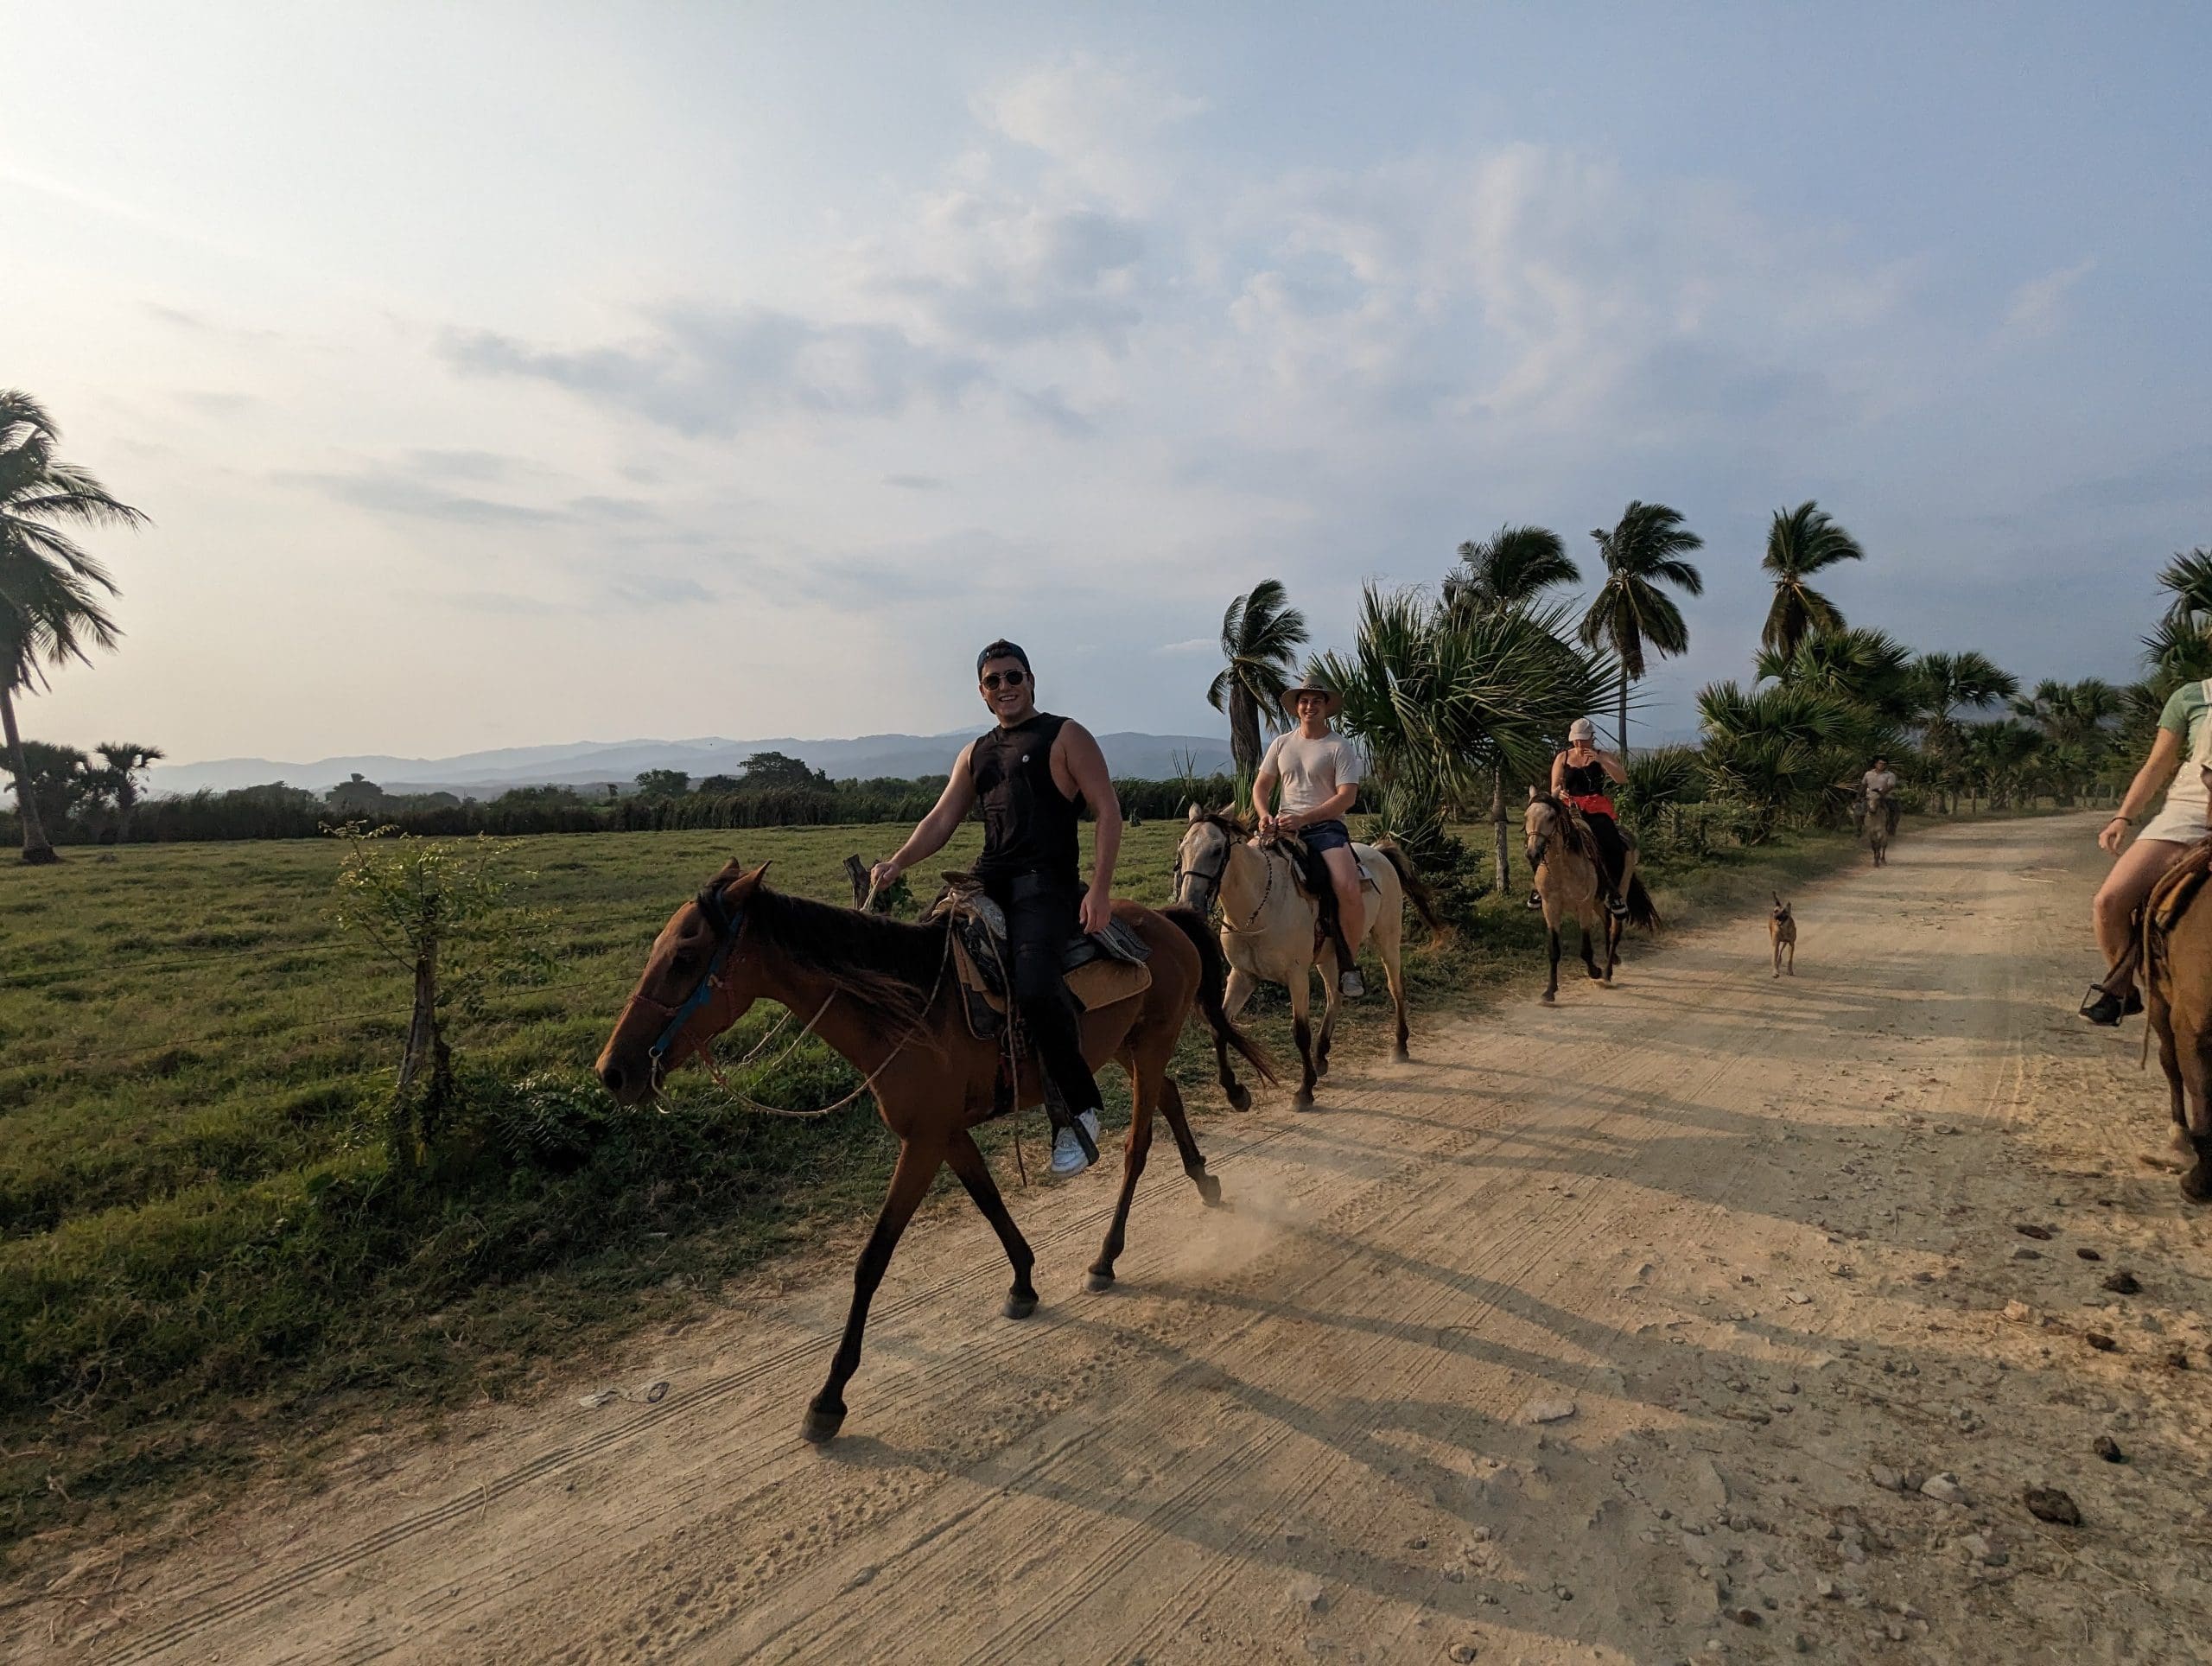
[1862,755,1900,835]
[1552,717,1630,918]
[870,640,1123,1174]
[1253,682,1367,997]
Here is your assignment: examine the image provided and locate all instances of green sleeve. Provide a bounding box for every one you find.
[2158,684,2202,734]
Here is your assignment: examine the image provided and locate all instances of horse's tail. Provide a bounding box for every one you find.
[1372,836,1448,944]
[1161,904,1280,1086]
[1624,874,1662,932]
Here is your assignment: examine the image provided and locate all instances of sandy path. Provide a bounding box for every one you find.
[15,813,2212,1663]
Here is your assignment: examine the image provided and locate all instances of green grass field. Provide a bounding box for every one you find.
[0,815,1871,1559]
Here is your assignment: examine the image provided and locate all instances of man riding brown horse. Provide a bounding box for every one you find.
[870,639,1122,1175]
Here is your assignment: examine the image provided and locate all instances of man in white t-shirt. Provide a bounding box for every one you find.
[1253,682,1366,996]
[1862,756,1900,837]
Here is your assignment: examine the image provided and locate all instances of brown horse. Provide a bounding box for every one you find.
[595,860,1276,1442]
[1524,790,1660,1002]
[2141,852,2212,1203]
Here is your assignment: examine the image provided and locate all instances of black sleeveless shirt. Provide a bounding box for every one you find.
[1560,756,1611,799]
[972,712,1084,888]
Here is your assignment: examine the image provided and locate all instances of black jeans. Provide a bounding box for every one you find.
[1585,812,1629,897]
[987,871,1102,1116]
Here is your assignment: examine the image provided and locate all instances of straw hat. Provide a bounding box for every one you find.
[1280,681,1344,722]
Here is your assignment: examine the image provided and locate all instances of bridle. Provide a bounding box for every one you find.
[1173,821,1277,933]
[639,880,750,1078]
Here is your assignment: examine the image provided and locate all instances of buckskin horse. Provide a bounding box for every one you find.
[2139,844,2212,1203]
[1524,789,1660,1002]
[1172,806,1442,1108]
[595,859,1276,1442]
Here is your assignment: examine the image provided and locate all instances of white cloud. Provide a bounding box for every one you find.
[970,53,1205,209]
[1999,258,2096,342]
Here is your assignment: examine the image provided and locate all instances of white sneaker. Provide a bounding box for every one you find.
[1051,1110,1102,1175]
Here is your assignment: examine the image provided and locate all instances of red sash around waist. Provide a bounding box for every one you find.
[1568,792,1616,819]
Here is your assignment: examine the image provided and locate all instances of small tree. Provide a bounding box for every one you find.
[332,824,544,1172]
[741,750,828,789]
[94,741,162,839]
[632,767,690,799]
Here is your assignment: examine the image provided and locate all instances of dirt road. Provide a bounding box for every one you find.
[16,813,2212,1663]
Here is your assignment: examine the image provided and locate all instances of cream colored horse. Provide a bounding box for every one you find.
[1524,790,1659,1002]
[1173,807,1440,1109]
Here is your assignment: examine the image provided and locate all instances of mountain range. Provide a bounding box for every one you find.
[146,732,1239,799]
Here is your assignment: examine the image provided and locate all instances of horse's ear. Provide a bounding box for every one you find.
[1527,785,1539,803]
[735,860,772,890]
[1218,799,1236,817]
[1187,802,1204,822]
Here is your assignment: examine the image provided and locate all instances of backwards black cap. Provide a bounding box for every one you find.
[976,639,1031,675]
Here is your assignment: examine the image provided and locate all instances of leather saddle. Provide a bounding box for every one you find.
[1266,833,1380,903]
[929,874,1154,1045]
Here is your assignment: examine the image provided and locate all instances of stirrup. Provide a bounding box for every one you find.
[2080,984,2133,1026]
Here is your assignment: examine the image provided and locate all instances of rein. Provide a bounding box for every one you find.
[1177,828,1276,933]
[635,878,950,1120]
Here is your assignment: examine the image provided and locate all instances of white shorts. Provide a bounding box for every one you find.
[2137,793,2211,847]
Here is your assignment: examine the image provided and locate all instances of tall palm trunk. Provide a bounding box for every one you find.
[1,684,58,865]
[1491,768,1510,893]
[1617,670,1630,755]
[1227,684,1263,781]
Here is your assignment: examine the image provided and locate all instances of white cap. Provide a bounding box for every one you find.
[1568,717,1597,741]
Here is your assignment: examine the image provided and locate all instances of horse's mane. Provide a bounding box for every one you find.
[740,883,948,1033]
[1529,791,1599,863]
[1187,808,1249,840]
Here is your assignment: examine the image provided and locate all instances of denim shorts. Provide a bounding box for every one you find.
[1300,818,1353,855]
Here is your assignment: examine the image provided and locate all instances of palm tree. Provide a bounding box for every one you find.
[1579,501,1705,753]
[1206,580,1309,782]
[1314,587,1615,866]
[2157,547,2212,638]
[1444,525,1579,617]
[1756,627,1917,726]
[1443,525,1580,887]
[1,391,148,863]
[1759,501,1865,657]
[1318,588,1618,902]
[1910,650,2018,812]
[95,741,164,839]
[1696,679,1862,839]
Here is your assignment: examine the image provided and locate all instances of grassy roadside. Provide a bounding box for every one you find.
[0,811,1901,1568]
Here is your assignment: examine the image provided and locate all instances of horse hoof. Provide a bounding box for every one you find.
[1225,1083,1252,1113]
[800,1404,846,1444]
[1393,1046,1410,1064]
[1195,1173,1224,1207]
[1003,1293,1038,1319]
[1085,1271,1116,1294]
[1541,991,1556,1004]
[1293,1091,1315,1111]
[2183,1148,2212,1204]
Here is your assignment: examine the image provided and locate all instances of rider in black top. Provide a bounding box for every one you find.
[1552,718,1631,916]
[871,641,1124,1175]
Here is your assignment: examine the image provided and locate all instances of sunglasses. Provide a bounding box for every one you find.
[981,669,1027,690]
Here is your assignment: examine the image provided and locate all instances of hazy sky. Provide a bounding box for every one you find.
[5,3,2208,763]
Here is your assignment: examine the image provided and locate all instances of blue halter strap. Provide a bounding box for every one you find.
[646,881,748,1070]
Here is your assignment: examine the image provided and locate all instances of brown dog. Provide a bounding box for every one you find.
[1770,895,1796,977]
